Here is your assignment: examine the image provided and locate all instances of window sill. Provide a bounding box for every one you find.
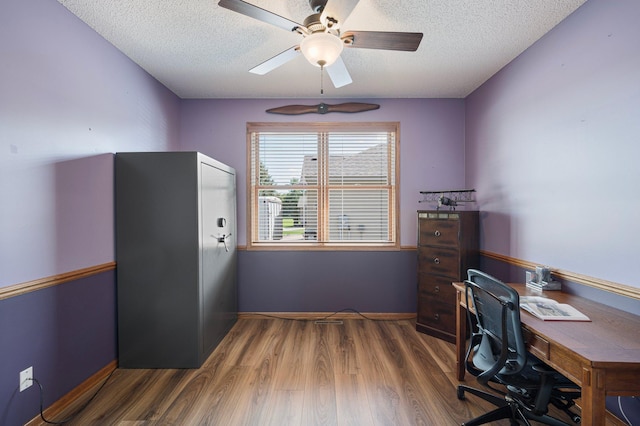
[246,242,400,251]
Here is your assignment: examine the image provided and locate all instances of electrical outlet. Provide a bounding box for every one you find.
[19,367,33,392]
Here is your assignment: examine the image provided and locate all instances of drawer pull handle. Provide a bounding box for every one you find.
[434,230,441,237]
[434,313,440,320]
[434,285,440,293]
[433,258,440,264]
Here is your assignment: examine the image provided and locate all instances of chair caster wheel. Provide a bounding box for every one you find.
[457,387,466,400]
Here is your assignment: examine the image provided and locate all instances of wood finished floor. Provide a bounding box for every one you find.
[51,318,571,425]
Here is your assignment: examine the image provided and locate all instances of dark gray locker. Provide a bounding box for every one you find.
[115,152,237,368]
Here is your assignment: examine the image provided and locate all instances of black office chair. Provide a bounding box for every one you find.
[457,269,581,426]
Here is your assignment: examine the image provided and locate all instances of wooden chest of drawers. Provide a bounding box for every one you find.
[416,210,478,342]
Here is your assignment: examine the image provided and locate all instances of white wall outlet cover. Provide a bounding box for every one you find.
[19,366,33,392]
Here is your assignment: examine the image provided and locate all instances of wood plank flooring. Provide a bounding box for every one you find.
[46,318,572,425]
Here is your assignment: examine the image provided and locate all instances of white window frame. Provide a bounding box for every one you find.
[247,122,400,250]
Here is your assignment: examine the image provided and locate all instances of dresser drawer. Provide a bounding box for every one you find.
[419,218,460,247]
[418,246,460,276]
[417,293,456,333]
[418,274,456,298]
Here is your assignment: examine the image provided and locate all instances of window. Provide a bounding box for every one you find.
[247,122,399,248]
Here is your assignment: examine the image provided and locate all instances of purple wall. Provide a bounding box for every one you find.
[466,0,640,290]
[0,271,116,426]
[179,98,466,312]
[239,250,417,313]
[0,0,181,288]
[1,1,180,424]
[466,2,640,418]
[179,98,467,247]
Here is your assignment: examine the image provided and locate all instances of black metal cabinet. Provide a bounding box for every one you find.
[416,210,478,343]
[115,152,237,368]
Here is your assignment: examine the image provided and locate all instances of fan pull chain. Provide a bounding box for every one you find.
[318,60,326,95]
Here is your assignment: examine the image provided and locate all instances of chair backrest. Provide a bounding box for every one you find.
[464,269,528,384]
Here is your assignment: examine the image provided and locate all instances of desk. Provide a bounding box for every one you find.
[454,282,640,425]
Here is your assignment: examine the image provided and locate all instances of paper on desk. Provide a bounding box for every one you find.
[519,296,591,321]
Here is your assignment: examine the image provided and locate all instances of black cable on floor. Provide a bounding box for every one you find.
[251,308,414,322]
[31,367,115,425]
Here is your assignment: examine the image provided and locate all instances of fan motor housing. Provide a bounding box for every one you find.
[303,13,325,33]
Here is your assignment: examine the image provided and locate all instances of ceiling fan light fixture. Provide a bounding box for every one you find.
[300,32,344,67]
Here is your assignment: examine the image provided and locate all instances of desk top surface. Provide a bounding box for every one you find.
[454,282,640,366]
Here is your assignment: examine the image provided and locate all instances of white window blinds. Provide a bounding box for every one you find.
[248,122,399,248]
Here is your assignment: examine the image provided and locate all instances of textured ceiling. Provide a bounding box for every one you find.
[57,0,587,99]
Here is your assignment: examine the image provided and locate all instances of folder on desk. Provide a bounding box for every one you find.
[520,296,591,321]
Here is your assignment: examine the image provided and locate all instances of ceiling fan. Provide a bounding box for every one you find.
[218,0,423,89]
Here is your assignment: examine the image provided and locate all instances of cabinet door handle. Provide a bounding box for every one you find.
[433,257,440,264]
[434,230,441,237]
[214,233,233,252]
[434,313,440,321]
[434,285,440,293]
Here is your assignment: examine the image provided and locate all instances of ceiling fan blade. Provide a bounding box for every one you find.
[249,46,300,75]
[266,104,319,115]
[320,0,360,29]
[326,56,352,88]
[326,102,379,113]
[218,0,302,32]
[266,102,379,115]
[343,31,423,51]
